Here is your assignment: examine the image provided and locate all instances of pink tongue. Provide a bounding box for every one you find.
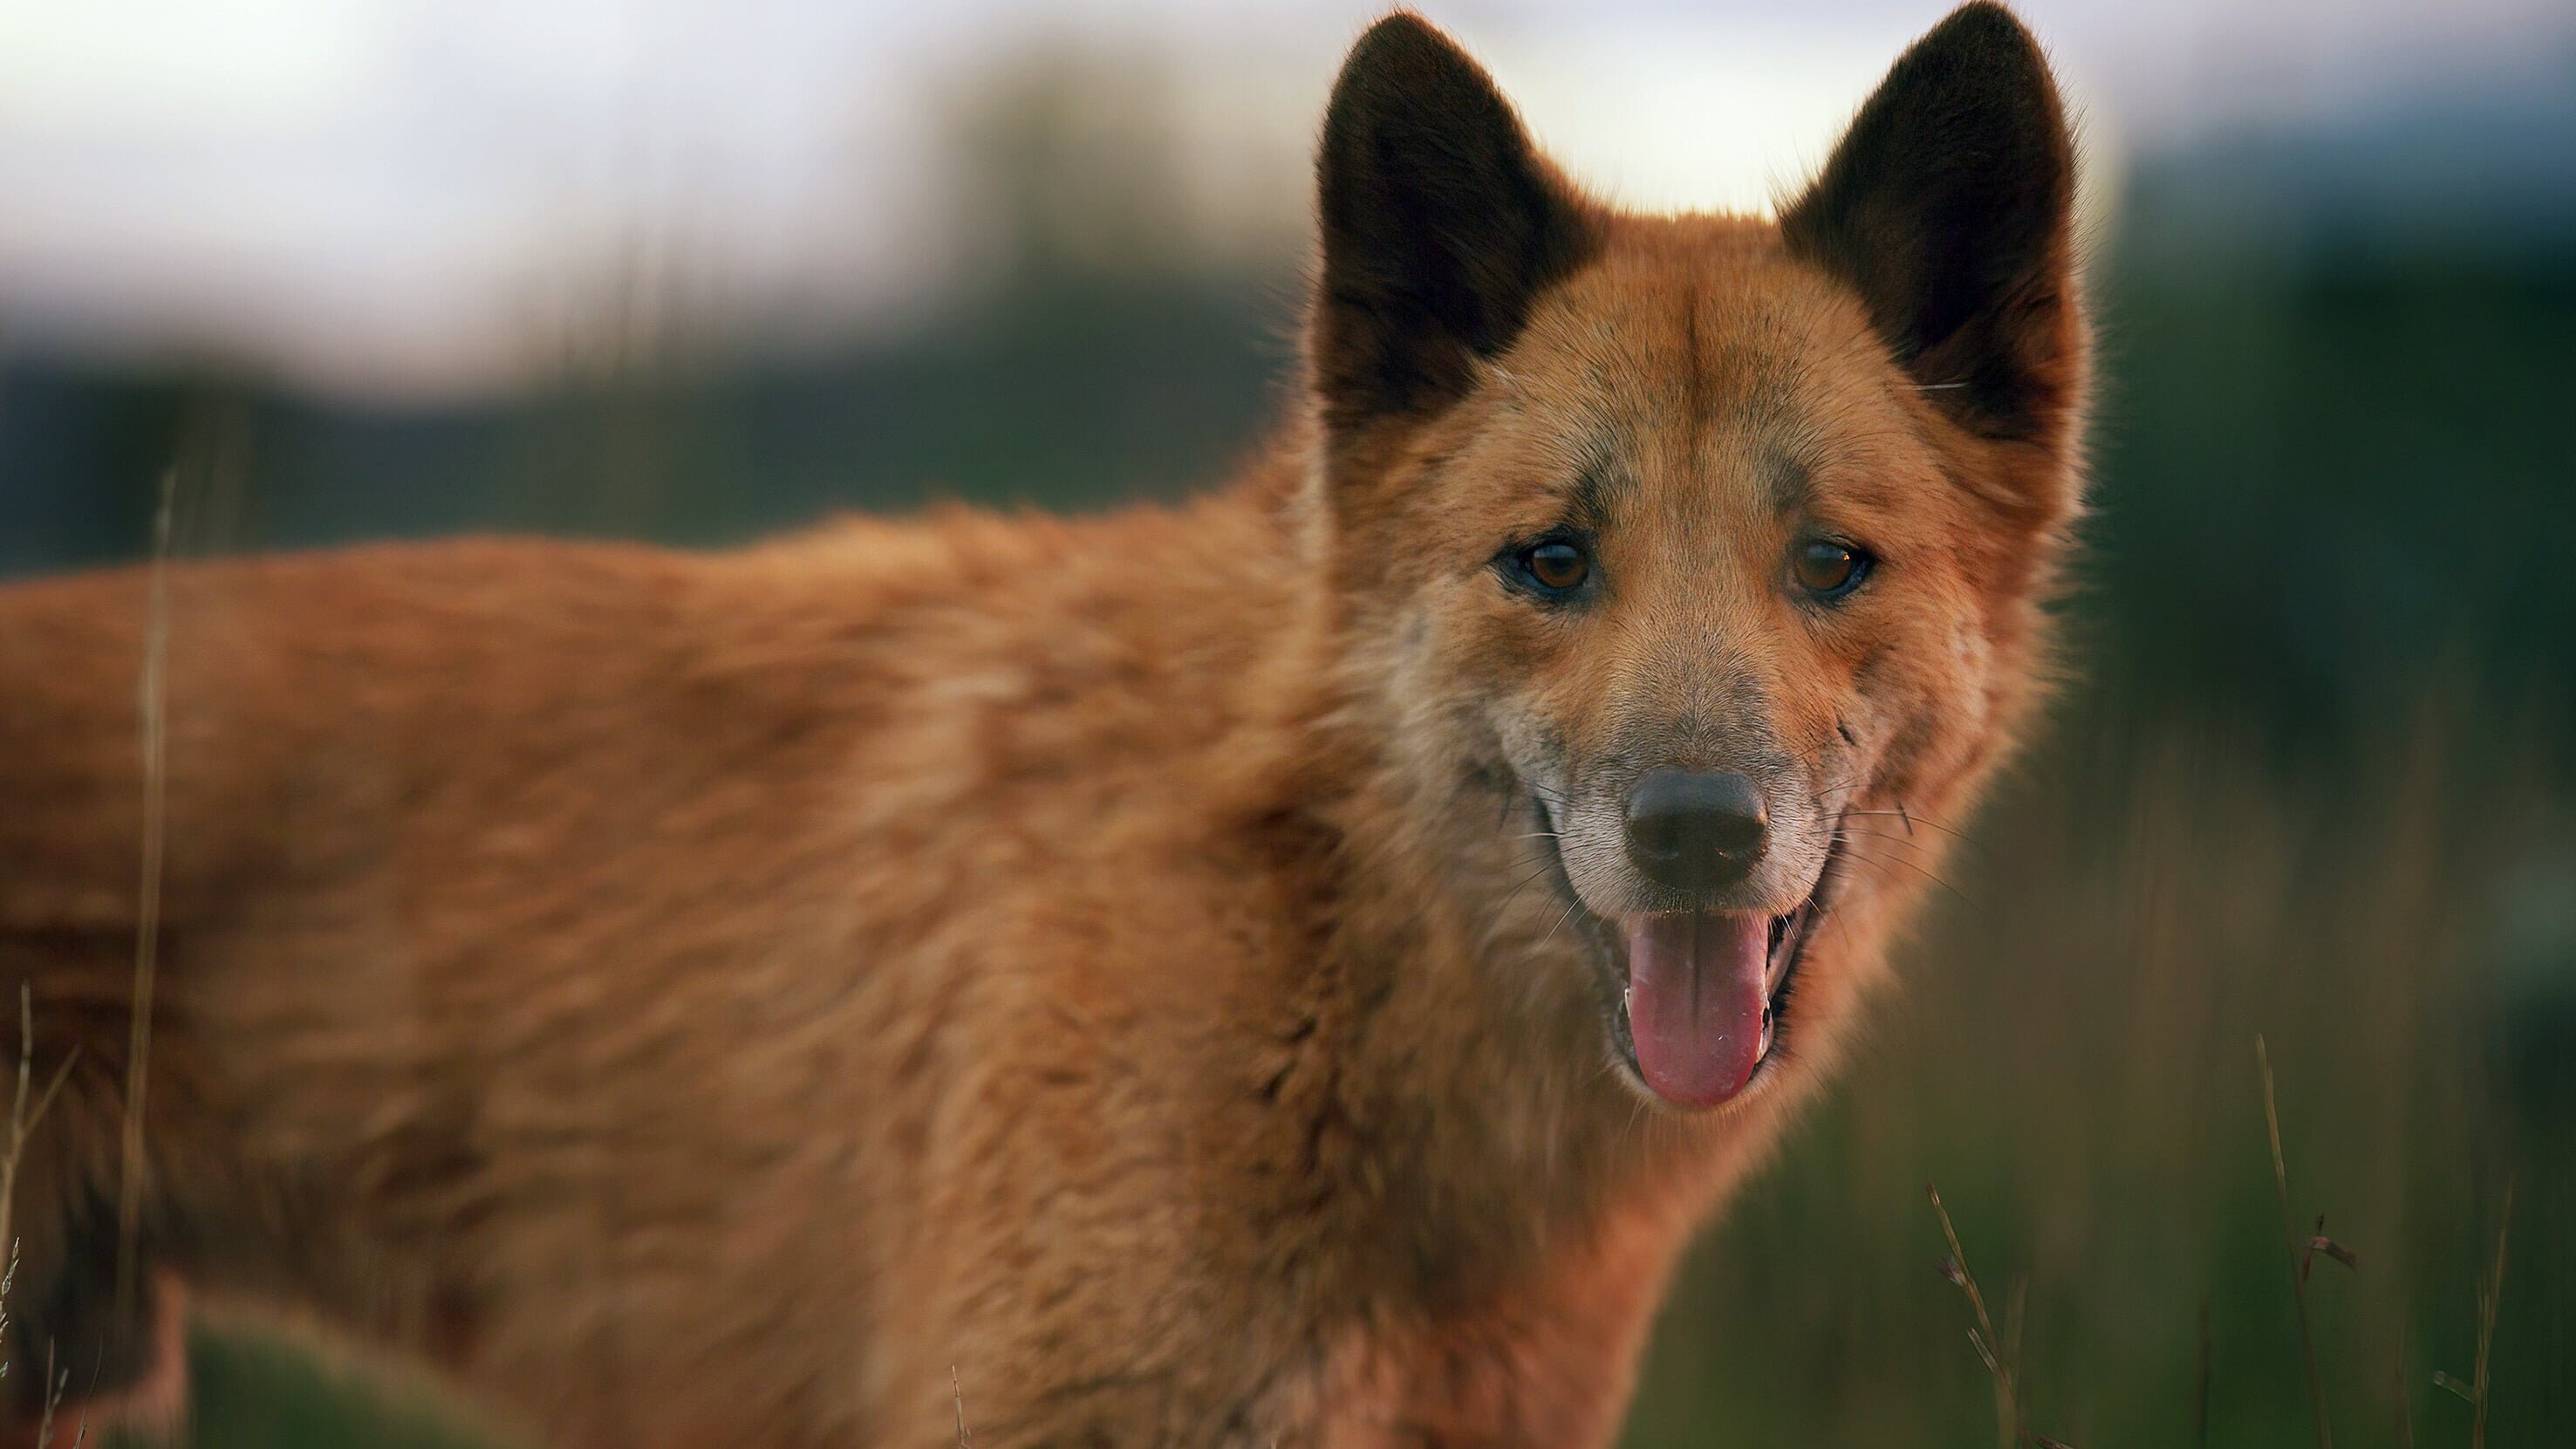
[1625,912,1771,1107]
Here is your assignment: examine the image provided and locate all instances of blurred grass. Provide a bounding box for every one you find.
[122,1330,522,1449]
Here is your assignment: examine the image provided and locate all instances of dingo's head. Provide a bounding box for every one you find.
[1307,5,2085,1110]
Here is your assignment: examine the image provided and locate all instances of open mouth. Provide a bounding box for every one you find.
[1529,807,1842,1111]
[1609,889,1824,1108]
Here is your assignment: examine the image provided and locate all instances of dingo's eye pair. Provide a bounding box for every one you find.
[1503,537,1592,598]
[1503,537,1864,602]
[1792,540,1872,601]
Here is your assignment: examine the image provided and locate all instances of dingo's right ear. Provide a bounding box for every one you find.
[1309,13,1600,436]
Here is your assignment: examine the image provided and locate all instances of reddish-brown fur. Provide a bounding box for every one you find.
[0,7,2086,1446]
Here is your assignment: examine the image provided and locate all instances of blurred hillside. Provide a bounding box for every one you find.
[3,47,2573,1449]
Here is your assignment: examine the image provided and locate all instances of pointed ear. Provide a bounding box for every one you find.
[1781,3,2081,446]
[1310,14,1600,434]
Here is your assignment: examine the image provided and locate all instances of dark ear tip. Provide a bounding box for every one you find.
[1353,10,1443,48]
[1873,0,2070,161]
[1323,11,1523,185]
[1917,3,2057,92]
[1929,2,2046,52]
[1336,10,1479,92]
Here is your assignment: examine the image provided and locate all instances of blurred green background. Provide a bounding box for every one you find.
[3,10,2573,1448]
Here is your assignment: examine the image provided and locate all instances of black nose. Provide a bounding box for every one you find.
[1624,769,1769,892]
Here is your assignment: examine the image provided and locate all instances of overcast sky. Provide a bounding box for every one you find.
[0,0,2566,400]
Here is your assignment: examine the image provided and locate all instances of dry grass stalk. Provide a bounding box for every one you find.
[2434,1176,2514,1449]
[0,985,78,1326]
[30,1338,88,1449]
[0,988,85,1446]
[1928,1182,2071,1449]
[116,466,177,1322]
[2257,1035,2335,1449]
[2471,1179,2513,1449]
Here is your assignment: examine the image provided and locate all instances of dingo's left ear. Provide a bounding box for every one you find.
[1784,3,2081,451]
[1311,13,1600,436]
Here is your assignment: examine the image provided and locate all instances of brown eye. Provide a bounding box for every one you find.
[1792,539,1870,599]
[1520,540,1590,593]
